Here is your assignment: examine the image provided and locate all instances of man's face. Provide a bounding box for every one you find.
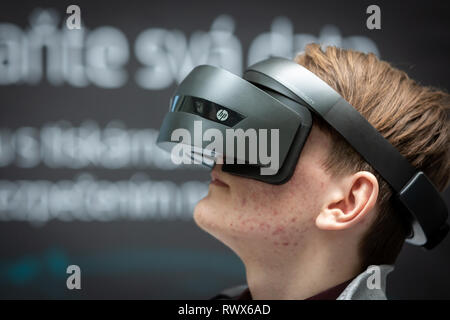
[193,125,335,252]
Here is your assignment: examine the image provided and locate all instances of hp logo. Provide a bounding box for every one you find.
[216,109,229,122]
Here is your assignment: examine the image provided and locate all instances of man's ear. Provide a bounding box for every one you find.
[316,171,379,231]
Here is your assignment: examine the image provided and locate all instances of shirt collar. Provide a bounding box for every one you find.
[236,278,354,300]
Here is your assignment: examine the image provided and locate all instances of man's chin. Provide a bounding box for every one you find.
[193,198,236,240]
[193,202,262,262]
[193,197,219,232]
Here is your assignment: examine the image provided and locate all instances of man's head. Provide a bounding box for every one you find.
[194,43,450,272]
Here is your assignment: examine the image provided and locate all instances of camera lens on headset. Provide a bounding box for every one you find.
[194,100,204,114]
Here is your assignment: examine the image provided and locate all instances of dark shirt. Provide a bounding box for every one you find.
[235,278,354,300]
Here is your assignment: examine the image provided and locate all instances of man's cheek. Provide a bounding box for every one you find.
[232,185,279,207]
[269,220,312,247]
[226,212,310,248]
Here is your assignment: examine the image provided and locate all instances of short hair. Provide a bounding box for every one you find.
[294,43,450,269]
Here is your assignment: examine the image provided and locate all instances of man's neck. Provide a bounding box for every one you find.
[240,237,361,300]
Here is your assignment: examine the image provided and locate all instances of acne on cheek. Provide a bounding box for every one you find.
[270,225,290,246]
[228,216,272,236]
[259,222,271,231]
[270,220,310,247]
[273,241,298,247]
[272,226,285,235]
[230,177,318,245]
[229,212,308,249]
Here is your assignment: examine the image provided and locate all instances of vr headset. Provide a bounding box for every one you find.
[157,57,449,249]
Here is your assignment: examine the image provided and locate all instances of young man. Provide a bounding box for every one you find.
[193,44,450,300]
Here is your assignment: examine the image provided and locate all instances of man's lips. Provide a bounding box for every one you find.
[210,170,229,187]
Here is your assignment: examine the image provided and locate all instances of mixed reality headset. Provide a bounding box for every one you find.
[157,57,449,249]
